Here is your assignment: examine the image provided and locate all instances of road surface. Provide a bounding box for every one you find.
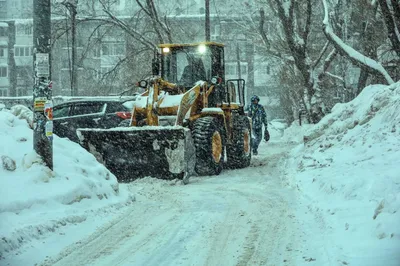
[39,142,312,266]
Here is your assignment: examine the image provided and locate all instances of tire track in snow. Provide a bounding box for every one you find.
[39,203,176,266]
[39,141,302,266]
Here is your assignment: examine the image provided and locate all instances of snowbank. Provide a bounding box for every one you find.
[267,119,288,142]
[285,83,400,265]
[0,106,131,259]
[280,119,313,144]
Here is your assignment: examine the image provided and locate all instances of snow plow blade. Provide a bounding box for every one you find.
[77,127,195,182]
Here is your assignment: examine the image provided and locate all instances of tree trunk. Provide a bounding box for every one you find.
[378,0,400,58]
[357,68,369,95]
[322,0,394,84]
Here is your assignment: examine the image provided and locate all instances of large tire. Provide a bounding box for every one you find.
[226,115,251,169]
[192,116,225,176]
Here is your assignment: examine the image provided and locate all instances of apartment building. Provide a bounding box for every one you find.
[0,22,8,96]
[0,0,277,101]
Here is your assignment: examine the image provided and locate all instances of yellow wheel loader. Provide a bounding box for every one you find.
[77,42,252,182]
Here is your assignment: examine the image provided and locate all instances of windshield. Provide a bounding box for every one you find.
[162,46,212,87]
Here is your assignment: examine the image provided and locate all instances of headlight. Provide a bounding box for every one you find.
[211,77,221,85]
[198,44,207,54]
[138,80,148,88]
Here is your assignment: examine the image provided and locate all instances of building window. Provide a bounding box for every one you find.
[226,64,236,75]
[101,42,125,56]
[15,46,33,57]
[17,87,29,96]
[92,69,102,80]
[241,65,247,76]
[0,48,5,57]
[0,2,5,18]
[0,89,7,97]
[92,44,101,58]
[16,24,33,36]
[259,63,270,75]
[0,66,7,77]
[226,64,247,76]
[101,66,115,75]
[0,27,7,37]
[101,44,109,56]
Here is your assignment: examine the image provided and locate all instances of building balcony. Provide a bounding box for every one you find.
[15,57,33,66]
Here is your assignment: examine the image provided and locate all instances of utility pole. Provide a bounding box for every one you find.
[236,44,241,80]
[205,0,210,41]
[33,0,53,169]
[62,0,78,96]
[71,0,77,96]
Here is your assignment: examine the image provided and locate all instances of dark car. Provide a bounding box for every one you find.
[53,98,135,142]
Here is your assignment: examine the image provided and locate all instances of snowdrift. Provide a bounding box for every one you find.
[0,106,130,258]
[285,83,400,265]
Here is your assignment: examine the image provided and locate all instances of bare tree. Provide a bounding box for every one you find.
[257,0,338,123]
[377,0,400,58]
[51,0,177,95]
[322,0,394,85]
[254,0,399,123]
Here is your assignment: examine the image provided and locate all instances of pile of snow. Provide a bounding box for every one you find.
[280,119,313,144]
[267,119,288,142]
[285,83,400,265]
[0,106,131,260]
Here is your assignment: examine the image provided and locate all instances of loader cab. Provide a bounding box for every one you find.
[158,42,225,88]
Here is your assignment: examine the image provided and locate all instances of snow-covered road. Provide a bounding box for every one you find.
[2,83,399,266]
[39,142,307,266]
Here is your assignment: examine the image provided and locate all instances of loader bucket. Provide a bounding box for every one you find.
[77,127,196,182]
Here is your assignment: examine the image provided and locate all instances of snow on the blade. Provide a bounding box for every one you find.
[164,139,186,174]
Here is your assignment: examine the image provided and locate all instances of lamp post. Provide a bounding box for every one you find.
[61,0,78,96]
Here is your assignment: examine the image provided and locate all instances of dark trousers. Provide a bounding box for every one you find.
[252,127,262,152]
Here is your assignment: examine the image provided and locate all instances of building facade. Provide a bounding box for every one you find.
[0,0,277,109]
[0,22,9,96]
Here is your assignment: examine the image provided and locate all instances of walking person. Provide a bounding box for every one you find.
[247,95,269,155]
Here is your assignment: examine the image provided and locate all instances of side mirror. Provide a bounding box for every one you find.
[152,57,160,76]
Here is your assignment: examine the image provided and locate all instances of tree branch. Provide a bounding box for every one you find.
[259,8,271,49]
[94,7,157,50]
[378,0,400,57]
[323,49,338,73]
[322,0,394,84]
[303,0,312,50]
[391,0,400,34]
[312,40,330,68]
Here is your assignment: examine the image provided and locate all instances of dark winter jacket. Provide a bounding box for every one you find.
[247,103,267,129]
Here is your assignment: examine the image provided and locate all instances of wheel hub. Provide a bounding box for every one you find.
[212,131,222,163]
[244,129,250,155]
